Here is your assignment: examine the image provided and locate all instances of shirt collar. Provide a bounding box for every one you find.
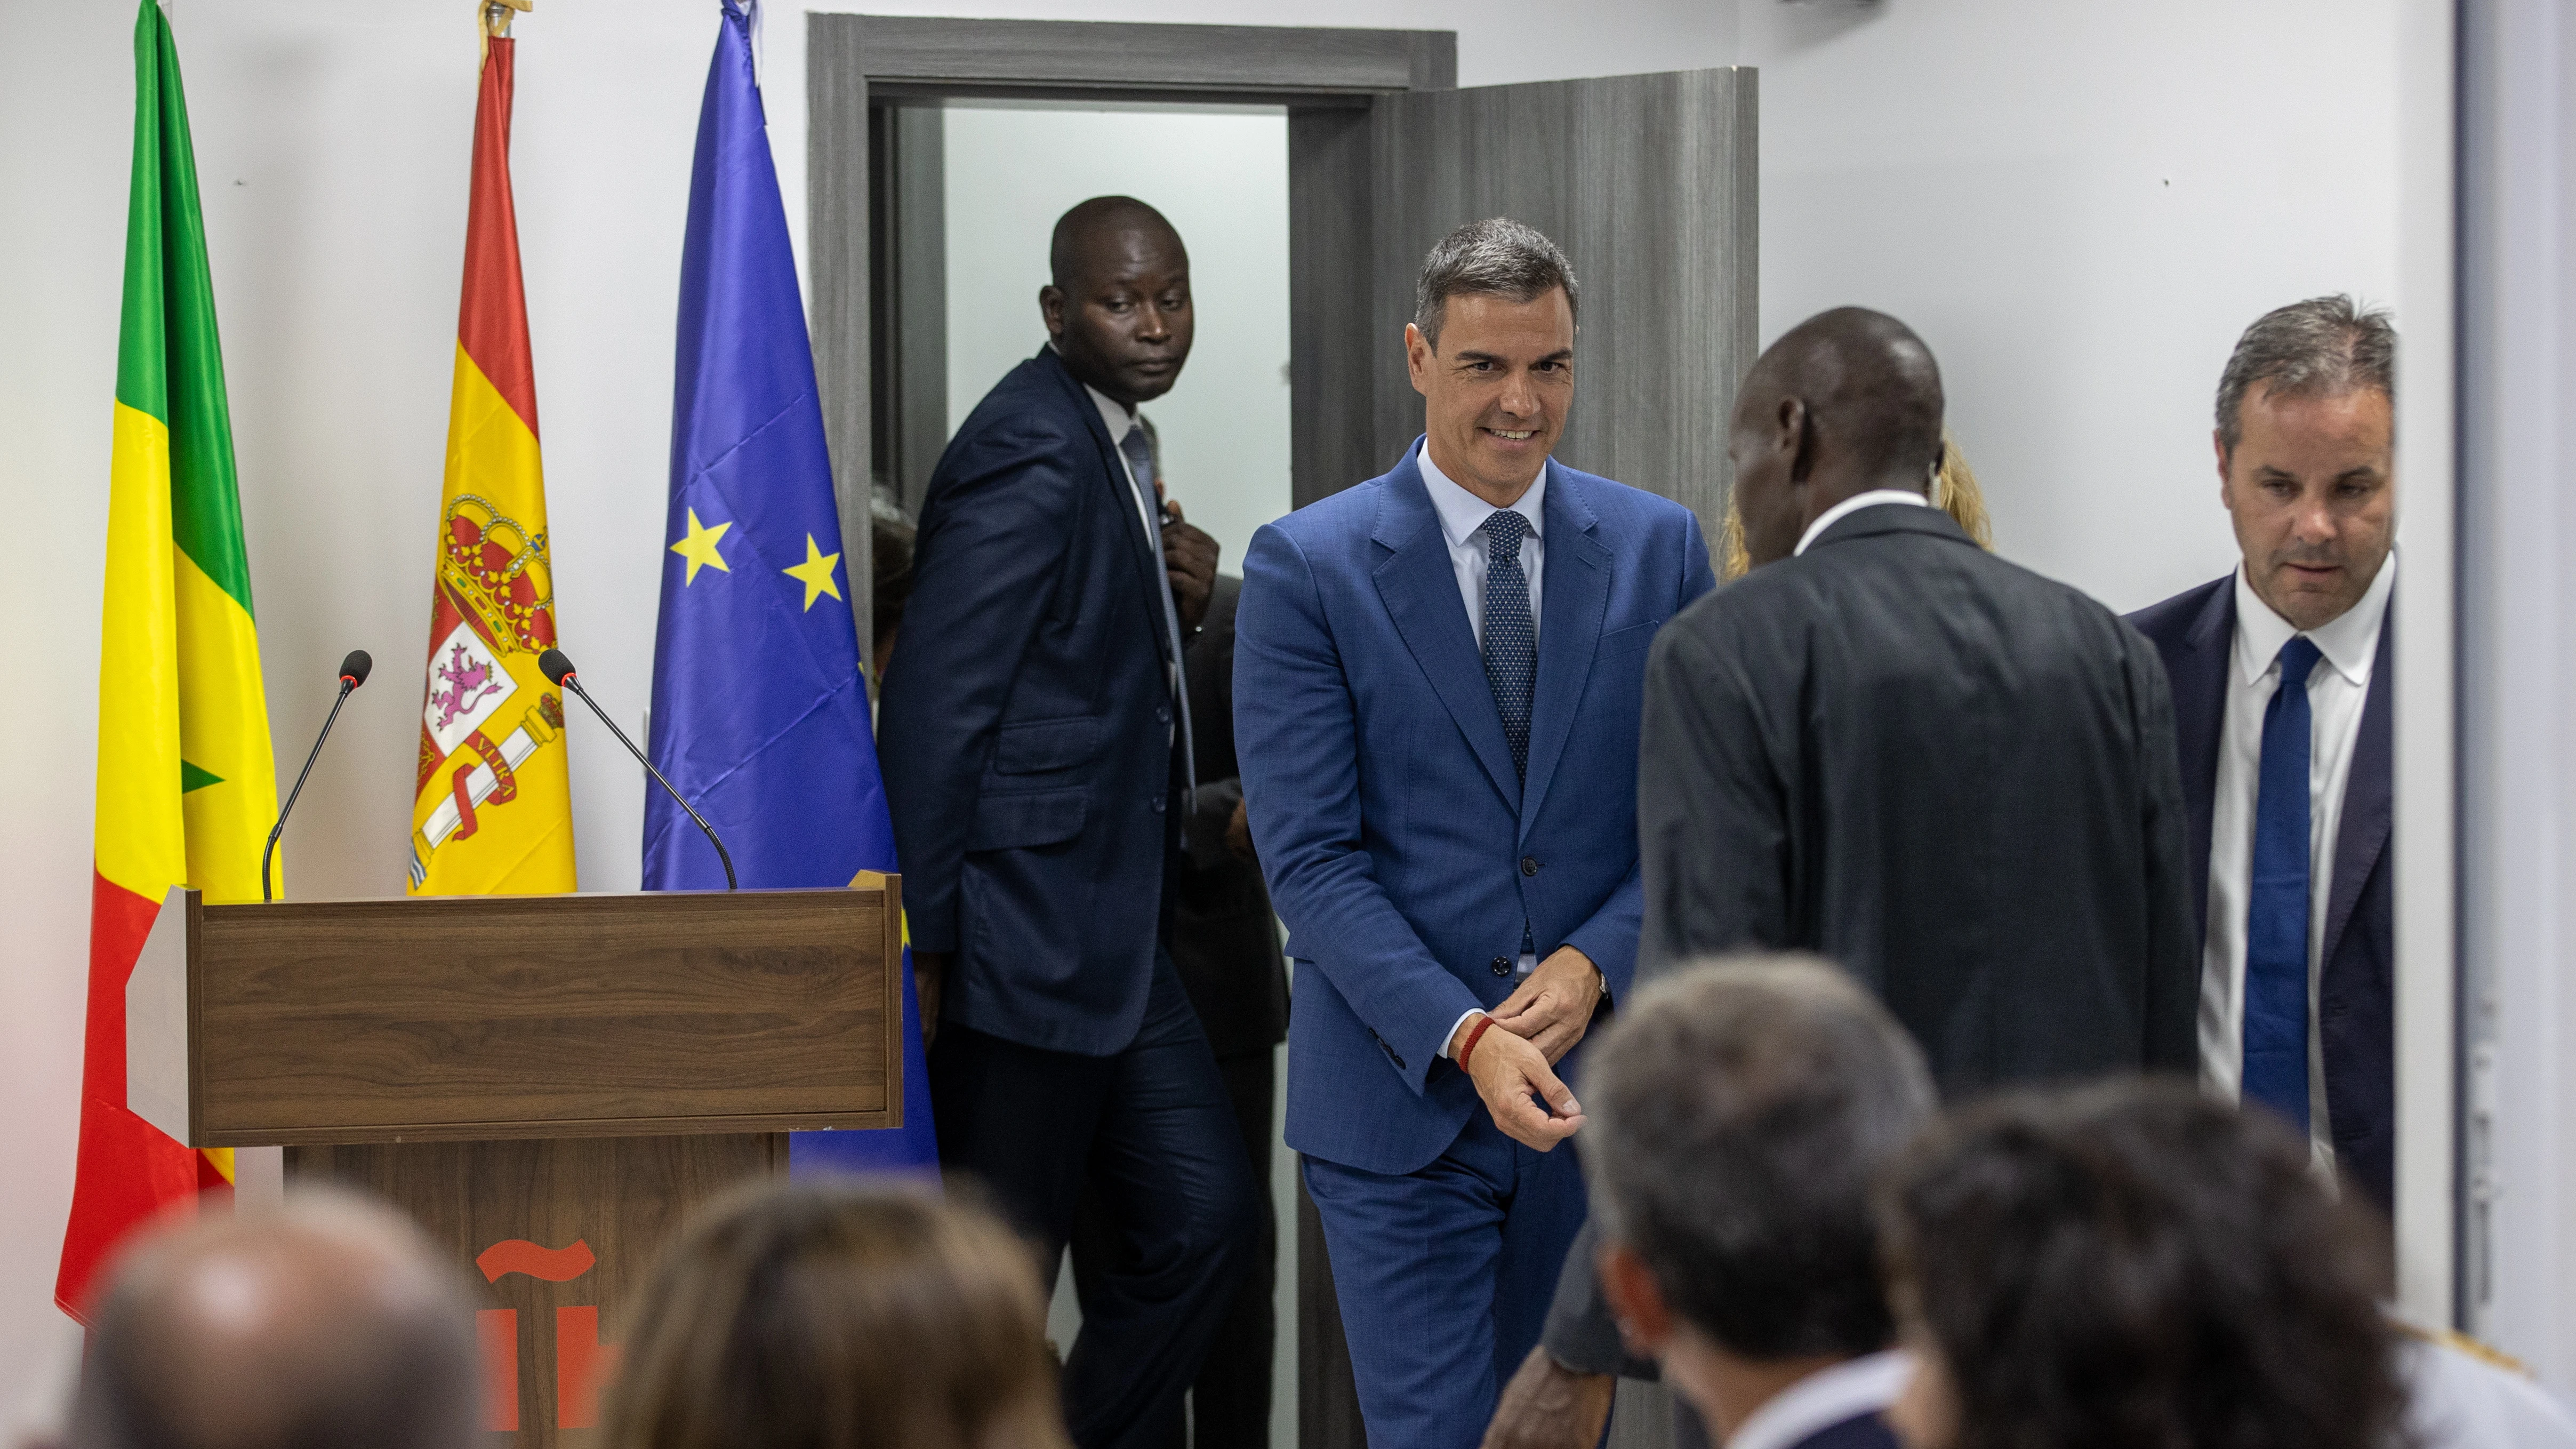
[2232,548,2396,688]
[1417,439,1545,551]
[1726,1350,1912,1449]
[1794,489,1931,556]
[1045,342,1142,447]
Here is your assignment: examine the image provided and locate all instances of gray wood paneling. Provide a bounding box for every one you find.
[807,13,874,669]
[1368,70,1759,544]
[838,15,1442,98]
[1289,107,1382,510]
[871,104,945,518]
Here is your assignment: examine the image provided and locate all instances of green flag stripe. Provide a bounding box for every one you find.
[180,760,223,794]
[118,1,257,617]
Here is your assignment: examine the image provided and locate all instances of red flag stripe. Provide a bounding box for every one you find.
[458,38,539,440]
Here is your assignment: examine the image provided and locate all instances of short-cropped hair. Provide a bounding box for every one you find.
[605,1181,1066,1449]
[2215,294,2396,452]
[1879,1080,2405,1449]
[1581,956,1935,1359]
[1413,217,1580,350]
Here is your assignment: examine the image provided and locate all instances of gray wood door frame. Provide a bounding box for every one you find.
[807,14,1457,670]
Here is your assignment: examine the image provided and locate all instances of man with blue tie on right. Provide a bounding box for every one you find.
[1237,218,1715,1448]
[2128,295,2398,1213]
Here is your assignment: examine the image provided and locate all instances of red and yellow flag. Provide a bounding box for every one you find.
[408,36,576,894]
[60,0,280,1317]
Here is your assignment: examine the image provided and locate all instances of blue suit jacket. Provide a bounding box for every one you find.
[2126,575,2395,1211]
[878,348,1181,1056]
[1236,443,1715,1175]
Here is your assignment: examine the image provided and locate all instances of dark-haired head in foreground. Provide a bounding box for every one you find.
[1586,956,1936,1443]
[603,1180,1069,1449]
[1878,1079,2404,1449]
[70,1190,482,1449]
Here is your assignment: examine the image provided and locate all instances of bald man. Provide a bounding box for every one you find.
[1484,308,2197,1448]
[878,195,1255,1449]
[69,1192,480,1449]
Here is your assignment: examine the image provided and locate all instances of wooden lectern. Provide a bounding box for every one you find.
[127,876,904,1448]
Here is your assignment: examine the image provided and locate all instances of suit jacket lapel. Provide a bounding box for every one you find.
[2322,598,2394,966]
[1519,463,1607,843]
[1371,453,1521,805]
[1045,349,1170,665]
[2168,579,2234,939]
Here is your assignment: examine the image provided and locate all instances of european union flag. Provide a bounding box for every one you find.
[646,0,934,1178]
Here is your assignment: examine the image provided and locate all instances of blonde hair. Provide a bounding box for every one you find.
[604,1182,1068,1449]
[1719,429,1994,581]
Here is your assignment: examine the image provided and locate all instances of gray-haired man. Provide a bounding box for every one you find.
[1585,956,1930,1449]
[2126,295,2398,1213]
[1237,217,1714,1446]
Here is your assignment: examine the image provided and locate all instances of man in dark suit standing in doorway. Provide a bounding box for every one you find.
[1488,307,2198,1449]
[2126,296,2397,1213]
[877,195,1256,1449]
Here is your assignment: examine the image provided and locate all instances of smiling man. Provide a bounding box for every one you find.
[2127,295,2401,1213]
[878,195,1251,1449]
[1235,218,1714,1447]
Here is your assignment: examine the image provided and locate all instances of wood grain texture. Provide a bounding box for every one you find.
[192,886,899,1146]
[832,15,1436,97]
[871,105,947,521]
[1368,69,1759,543]
[1289,107,1383,511]
[808,13,876,675]
[290,1133,783,1449]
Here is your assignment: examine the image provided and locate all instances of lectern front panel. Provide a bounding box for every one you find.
[190,885,902,1146]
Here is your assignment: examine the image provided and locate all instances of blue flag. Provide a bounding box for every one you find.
[647,0,935,1179]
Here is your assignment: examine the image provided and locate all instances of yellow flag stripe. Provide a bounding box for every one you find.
[96,401,185,903]
[175,549,278,903]
[444,341,546,513]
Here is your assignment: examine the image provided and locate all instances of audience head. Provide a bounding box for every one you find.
[604,1180,1068,1449]
[1405,217,1580,503]
[1877,1078,2403,1449]
[1042,195,1191,406]
[1583,956,1937,1438]
[69,1190,481,1449]
[2212,294,2396,631]
[1729,307,1946,569]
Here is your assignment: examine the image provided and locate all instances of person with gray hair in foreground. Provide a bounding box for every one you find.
[68,1191,481,1449]
[1584,956,1931,1449]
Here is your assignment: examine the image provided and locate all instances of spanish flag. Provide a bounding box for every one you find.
[59,0,280,1317]
[408,34,576,895]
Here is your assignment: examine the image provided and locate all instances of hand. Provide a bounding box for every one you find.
[912,950,948,1049]
[1481,1346,1616,1449]
[1452,1012,1584,1150]
[1160,499,1218,633]
[1488,946,1604,1064]
[1226,797,1256,863]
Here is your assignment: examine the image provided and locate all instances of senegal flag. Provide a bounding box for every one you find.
[59,0,280,1318]
[407,34,575,894]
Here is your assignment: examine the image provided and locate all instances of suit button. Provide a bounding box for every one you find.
[1157,706,1171,724]
[1491,956,1512,977]
[1521,856,1539,877]
[1151,796,1166,813]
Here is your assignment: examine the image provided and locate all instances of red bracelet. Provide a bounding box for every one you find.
[1458,1014,1496,1072]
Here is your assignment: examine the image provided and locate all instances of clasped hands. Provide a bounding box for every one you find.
[1450,946,1603,1152]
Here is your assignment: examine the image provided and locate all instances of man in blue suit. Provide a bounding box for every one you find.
[2127,295,2397,1213]
[877,196,1256,1449]
[1237,218,1716,1447]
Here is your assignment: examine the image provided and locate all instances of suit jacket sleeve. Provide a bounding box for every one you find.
[1558,514,1720,1001]
[1236,523,1484,1090]
[1636,609,1793,981]
[877,422,1081,953]
[2125,622,2201,1071]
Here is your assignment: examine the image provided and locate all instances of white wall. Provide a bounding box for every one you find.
[941,105,1292,575]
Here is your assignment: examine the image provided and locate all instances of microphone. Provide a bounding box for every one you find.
[539,647,737,891]
[263,650,372,903]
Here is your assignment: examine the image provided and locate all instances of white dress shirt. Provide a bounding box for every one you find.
[2201,551,2395,1171]
[1727,1350,1911,1449]
[1419,444,1548,1055]
[1418,443,1546,646]
[1082,380,1163,547]
[1794,489,1930,556]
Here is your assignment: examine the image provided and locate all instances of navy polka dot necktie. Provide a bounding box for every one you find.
[1480,509,1536,781]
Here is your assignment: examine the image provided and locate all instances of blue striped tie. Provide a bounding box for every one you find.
[1480,510,1536,782]
[1118,423,1194,812]
[2244,635,2322,1131]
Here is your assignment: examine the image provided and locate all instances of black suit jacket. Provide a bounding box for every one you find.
[1169,574,1289,1056]
[2125,574,2394,1212]
[878,347,1184,1056]
[1546,504,2198,1374]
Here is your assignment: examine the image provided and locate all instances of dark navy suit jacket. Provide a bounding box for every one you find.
[1235,442,1715,1175]
[2126,574,2396,1212]
[878,348,1182,1056]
